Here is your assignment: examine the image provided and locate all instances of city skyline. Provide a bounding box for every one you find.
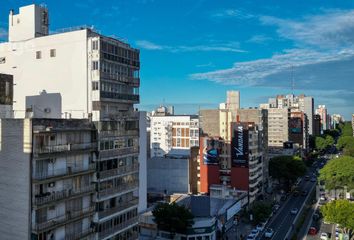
[1,0,353,119]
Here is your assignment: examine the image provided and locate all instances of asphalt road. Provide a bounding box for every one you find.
[260,172,317,240]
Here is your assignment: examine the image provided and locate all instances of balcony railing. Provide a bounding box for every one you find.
[98,129,139,138]
[100,72,140,86]
[98,198,139,219]
[34,142,97,155]
[98,164,139,180]
[98,181,139,199]
[98,217,138,239]
[34,185,95,206]
[33,206,95,232]
[65,228,95,240]
[99,147,139,160]
[100,91,139,102]
[33,163,96,181]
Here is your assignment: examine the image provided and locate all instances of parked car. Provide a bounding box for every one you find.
[264,228,274,238]
[290,208,298,215]
[305,175,310,181]
[301,190,308,196]
[250,229,259,237]
[256,223,265,231]
[293,190,300,197]
[308,227,317,235]
[320,232,329,240]
[273,204,280,213]
[246,235,256,240]
[311,177,317,182]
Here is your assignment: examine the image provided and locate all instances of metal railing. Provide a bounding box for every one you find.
[34,185,95,206]
[98,217,138,239]
[98,164,139,180]
[33,206,95,232]
[98,181,139,199]
[99,147,139,159]
[65,228,95,240]
[33,163,95,181]
[100,72,140,86]
[35,142,97,154]
[98,198,139,219]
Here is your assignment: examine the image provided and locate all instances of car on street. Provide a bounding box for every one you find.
[293,190,299,197]
[301,190,308,196]
[308,227,317,235]
[311,177,317,182]
[256,223,265,231]
[280,195,287,201]
[273,204,280,213]
[320,232,329,240]
[290,208,298,215]
[250,229,259,237]
[246,235,255,240]
[305,175,310,181]
[264,228,274,238]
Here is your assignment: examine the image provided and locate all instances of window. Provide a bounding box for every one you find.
[92,61,99,70]
[36,51,42,59]
[92,81,99,90]
[92,40,99,50]
[50,49,56,57]
[0,57,5,64]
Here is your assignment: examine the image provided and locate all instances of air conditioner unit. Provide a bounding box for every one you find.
[44,108,51,113]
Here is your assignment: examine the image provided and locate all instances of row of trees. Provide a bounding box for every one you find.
[337,122,354,157]
[269,155,307,190]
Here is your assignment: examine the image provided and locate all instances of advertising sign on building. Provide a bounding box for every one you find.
[203,138,221,165]
[289,117,302,133]
[231,123,249,167]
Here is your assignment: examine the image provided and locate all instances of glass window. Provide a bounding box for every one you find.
[36,51,41,59]
[50,49,56,57]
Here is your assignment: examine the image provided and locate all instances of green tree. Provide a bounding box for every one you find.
[315,136,327,151]
[251,202,272,224]
[269,155,306,190]
[321,200,354,236]
[340,122,353,137]
[337,136,354,150]
[152,202,194,236]
[323,129,340,139]
[325,135,335,146]
[319,156,354,190]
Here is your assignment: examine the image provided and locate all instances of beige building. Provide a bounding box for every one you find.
[265,108,289,147]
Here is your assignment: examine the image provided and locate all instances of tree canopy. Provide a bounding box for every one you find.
[319,156,354,190]
[339,122,353,137]
[269,155,307,189]
[315,135,334,152]
[251,202,272,224]
[321,200,354,234]
[337,136,354,150]
[152,202,194,235]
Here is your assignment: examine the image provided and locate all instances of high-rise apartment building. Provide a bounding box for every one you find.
[316,105,329,132]
[352,114,354,137]
[0,4,140,239]
[267,94,314,135]
[265,108,290,147]
[0,118,97,240]
[150,114,199,158]
[313,114,322,136]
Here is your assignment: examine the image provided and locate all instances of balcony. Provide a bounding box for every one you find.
[98,164,139,180]
[33,206,95,232]
[65,228,95,240]
[98,181,139,200]
[99,147,139,160]
[100,91,139,103]
[98,129,139,138]
[98,198,139,219]
[98,217,138,239]
[100,72,140,86]
[33,163,96,182]
[34,185,95,206]
[34,142,97,155]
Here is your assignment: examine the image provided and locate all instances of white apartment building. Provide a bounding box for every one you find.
[316,105,329,131]
[150,115,199,158]
[0,4,140,240]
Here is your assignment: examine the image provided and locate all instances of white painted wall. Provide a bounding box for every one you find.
[26,91,62,118]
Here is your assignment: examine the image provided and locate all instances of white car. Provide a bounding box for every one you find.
[246,234,256,240]
[290,208,298,215]
[320,232,329,240]
[256,223,265,231]
[250,229,259,237]
[264,228,274,238]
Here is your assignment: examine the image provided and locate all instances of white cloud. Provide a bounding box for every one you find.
[260,10,354,48]
[135,40,246,53]
[247,35,272,44]
[212,9,255,19]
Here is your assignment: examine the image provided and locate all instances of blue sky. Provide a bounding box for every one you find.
[1,0,354,119]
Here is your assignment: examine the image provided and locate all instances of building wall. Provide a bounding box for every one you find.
[147,156,189,194]
[0,29,89,118]
[0,119,32,239]
[267,108,289,147]
[138,111,147,213]
[199,110,220,137]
